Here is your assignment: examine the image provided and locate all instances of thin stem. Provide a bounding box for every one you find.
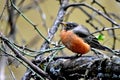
[65,3,119,26]
[10,0,50,43]
[91,25,120,34]
[0,48,44,80]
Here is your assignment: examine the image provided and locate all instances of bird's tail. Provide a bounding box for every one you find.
[98,45,115,54]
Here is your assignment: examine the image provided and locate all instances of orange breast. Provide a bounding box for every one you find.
[60,30,90,54]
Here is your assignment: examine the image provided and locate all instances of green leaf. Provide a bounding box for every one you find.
[96,34,105,41]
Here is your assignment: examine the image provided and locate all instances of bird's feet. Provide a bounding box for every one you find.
[69,54,82,59]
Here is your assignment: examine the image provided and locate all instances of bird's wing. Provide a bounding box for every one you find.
[84,35,105,50]
[73,25,90,38]
[73,25,106,50]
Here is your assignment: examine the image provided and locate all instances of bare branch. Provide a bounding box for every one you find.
[0,34,52,80]
[65,3,119,26]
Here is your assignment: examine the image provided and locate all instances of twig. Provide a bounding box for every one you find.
[34,0,48,31]
[91,25,120,34]
[10,0,49,43]
[91,0,110,17]
[7,65,16,80]
[39,0,69,52]
[78,7,104,34]
[64,7,75,21]
[91,0,118,49]
[0,0,7,20]
[7,0,16,40]
[65,3,119,26]
[116,0,120,3]
[0,47,44,80]
[0,35,52,80]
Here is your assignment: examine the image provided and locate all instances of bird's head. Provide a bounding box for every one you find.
[60,22,78,31]
[60,22,90,37]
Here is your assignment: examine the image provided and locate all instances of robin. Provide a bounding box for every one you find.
[60,22,113,55]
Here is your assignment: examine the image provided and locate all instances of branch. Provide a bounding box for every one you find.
[10,0,49,43]
[46,55,120,80]
[91,25,120,34]
[37,0,69,55]
[0,34,52,80]
[7,0,17,40]
[64,3,119,26]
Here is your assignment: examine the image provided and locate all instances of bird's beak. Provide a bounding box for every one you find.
[60,22,67,27]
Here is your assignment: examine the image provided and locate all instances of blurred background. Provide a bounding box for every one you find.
[0,0,120,79]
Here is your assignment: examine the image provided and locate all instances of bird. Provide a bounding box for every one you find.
[60,22,113,55]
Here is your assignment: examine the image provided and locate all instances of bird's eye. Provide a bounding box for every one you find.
[64,23,77,31]
[68,24,74,29]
